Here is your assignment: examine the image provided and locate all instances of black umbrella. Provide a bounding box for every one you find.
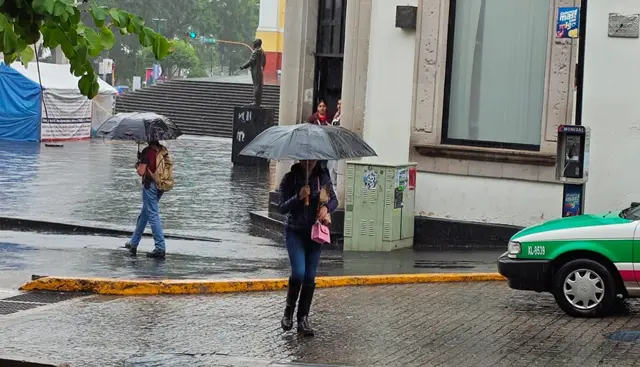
[239,123,377,161]
[94,112,182,142]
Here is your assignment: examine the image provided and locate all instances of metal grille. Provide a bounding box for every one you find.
[0,301,41,315]
[0,292,87,316]
[3,292,85,304]
[608,331,640,343]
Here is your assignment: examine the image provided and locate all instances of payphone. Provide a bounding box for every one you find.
[556,125,590,182]
[556,125,590,217]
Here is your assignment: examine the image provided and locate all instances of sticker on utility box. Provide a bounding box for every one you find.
[363,168,379,190]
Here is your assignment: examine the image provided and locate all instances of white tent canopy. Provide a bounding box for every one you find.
[10,62,117,94]
[8,62,116,141]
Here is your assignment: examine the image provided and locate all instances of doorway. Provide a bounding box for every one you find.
[314,0,346,118]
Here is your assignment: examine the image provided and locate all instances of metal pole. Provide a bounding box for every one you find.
[562,1,588,216]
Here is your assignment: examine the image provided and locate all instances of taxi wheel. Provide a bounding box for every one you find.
[552,259,617,318]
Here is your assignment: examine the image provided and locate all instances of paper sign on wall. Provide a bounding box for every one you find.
[557,7,580,39]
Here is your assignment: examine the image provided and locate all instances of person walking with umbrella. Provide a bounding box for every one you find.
[238,122,377,337]
[94,112,181,259]
[124,140,170,258]
[278,159,337,336]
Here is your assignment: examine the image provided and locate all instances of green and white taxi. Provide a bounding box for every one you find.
[498,203,640,318]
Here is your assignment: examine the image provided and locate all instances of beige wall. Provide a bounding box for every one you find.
[409,0,580,183]
[273,0,319,189]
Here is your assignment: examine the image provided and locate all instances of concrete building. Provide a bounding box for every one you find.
[256,0,638,248]
[582,0,640,213]
[255,0,286,84]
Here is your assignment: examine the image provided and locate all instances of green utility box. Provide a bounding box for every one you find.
[343,161,417,251]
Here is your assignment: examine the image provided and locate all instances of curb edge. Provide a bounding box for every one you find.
[19,273,506,296]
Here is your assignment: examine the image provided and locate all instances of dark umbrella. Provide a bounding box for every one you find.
[94,112,182,142]
[238,123,377,161]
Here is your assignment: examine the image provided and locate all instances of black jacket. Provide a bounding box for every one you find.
[278,163,338,231]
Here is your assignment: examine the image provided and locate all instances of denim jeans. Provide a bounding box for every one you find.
[129,182,166,251]
[286,229,322,285]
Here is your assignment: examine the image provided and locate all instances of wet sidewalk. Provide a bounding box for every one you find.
[0,231,502,291]
[2,282,640,366]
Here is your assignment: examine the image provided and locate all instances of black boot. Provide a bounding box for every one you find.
[297,283,316,337]
[281,279,301,331]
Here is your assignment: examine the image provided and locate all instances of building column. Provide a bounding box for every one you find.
[336,0,373,208]
[273,0,318,190]
[53,46,68,64]
[255,0,286,85]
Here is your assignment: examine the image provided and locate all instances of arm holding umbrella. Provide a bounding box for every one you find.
[278,170,311,214]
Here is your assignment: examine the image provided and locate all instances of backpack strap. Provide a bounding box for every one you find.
[146,145,166,179]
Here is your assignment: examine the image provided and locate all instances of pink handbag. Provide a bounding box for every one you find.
[312,220,331,244]
[311,176,331,244]
[311,221,331,245]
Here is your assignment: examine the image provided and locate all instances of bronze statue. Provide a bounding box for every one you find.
[240,38,267,106]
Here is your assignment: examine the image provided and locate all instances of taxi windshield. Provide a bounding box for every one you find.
[620,204,640,220]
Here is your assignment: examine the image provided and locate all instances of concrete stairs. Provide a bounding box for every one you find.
[114,80,280,138]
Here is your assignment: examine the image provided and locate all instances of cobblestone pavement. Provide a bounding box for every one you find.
[2,282,640,366]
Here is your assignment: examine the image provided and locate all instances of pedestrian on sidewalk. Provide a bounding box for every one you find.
[278,159,338,337]
[124,140,174,259]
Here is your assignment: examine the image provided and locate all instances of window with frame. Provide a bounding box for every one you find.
[443,0,551,151]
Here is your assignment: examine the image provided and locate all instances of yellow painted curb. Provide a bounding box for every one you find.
[19,273,506,296]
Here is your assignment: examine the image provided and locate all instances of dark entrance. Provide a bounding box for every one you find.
[314,0,346,118]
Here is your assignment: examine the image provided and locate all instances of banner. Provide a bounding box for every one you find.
[41,90,92,141]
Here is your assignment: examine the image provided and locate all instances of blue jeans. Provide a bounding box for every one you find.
[286,229,322,285]
[130,182,166,251]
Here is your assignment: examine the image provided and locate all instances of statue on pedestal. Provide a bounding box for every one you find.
[239,38,267,107]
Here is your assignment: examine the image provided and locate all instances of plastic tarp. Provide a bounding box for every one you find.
[0,62,42,142]
[91,94,115,134]
[7,62,117,141]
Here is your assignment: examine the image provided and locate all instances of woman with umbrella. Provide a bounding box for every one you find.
[239,122,377,337]
[278,158,336,336]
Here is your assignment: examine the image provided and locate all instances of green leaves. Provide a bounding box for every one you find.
[90,2,107,27]
[19,45,34,66]
[2,0,172,99]
[78,73,97,98]
[131,16,145,33]
[138,26,155,47]
[100,26,115,50]
[109,9,130,28]
[84,27,101,57]
[32,0,55,15]
[1,15,18,54]
[153,34,171,60]
[0,13,7,32]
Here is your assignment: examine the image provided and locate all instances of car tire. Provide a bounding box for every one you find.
[552,259,617,318]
